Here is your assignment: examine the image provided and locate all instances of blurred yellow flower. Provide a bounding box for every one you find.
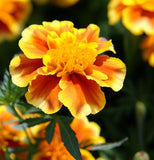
[0,0,31,42]
[140,35,154,67]
[32,117,105,160]
[0,105,28,159]
[10,20,126,118]
[108,0,154,35]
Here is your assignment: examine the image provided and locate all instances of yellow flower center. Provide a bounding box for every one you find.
[43,32,98,77]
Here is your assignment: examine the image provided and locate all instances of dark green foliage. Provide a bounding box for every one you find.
[45,119,56,144]
[57,116,82,160]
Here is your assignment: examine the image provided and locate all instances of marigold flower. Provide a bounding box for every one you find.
[10,20,126,118]
[0,105,28,159]
[140,35,154,67]
[0,0,31,42]
[108,0,154,35]
[32,117,105,160]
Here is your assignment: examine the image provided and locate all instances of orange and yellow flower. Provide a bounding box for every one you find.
[0,0,31,42]
[108,0,154,35]
[10,20,126,118]
[0,105,28,159]
[140,35,154,67]
[32,117,105,160]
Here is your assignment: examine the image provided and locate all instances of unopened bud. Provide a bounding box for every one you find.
[136,101,146,124]
[134,151,150,160]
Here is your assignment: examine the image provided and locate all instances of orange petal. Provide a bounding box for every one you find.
[122,7,154,35]
[9,54,43,87]
[43,20,74,35]
[25,75,62,114]
[59,74,106,118]
[19,25,48,59]
[71,117,105,147]
[77,24,100,42]
[92,55,126,91]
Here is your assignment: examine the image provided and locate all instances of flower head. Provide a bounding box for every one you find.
[0,0,31,42]
[134,151,150,160]
[140,35,154,67]
[10,20,126,118]
[32,117,105,160]
[108,0,154,35]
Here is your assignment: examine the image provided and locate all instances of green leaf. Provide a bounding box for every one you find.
[45,119,56,144]
[57,116,82,160]
[0,70,26,106]
[89,137,128,151]
[19,116,51,128]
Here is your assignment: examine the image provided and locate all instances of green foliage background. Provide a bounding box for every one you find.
[0,0,154,159]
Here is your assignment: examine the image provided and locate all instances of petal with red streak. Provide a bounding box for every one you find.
[9,54,43,87]
[25,75,62,114]
[19,25,48,59]
[59,74,106,118]
[91,55,126,91]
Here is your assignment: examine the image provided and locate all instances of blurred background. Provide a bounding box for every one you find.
[0,0,154,159]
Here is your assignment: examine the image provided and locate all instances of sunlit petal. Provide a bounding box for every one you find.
[19,25,48,59]
[25,75,62,114]
[59,74,106,118]
[9,54,43,87]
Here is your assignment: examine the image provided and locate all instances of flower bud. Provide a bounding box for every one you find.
[136,101,146,124]
[134,151,150,160]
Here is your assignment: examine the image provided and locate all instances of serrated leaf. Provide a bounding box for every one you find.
[89,137,128,151]
[57,116,82,160]
[45,119,56,144]
[19,117,51,128]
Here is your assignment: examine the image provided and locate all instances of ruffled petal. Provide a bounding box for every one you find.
[91,55,126,91]
[97,38,116,54]
[19,25,48,59]
[25,75,62,114]
[59,74,106,118]
[9,54,43,87]
[80,149,95,160]
[122,7,154,35]
[77,24,100,42]
[43,20,74,35]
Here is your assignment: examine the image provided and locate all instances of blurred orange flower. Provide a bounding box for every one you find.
[108,0,154,35]
[10,20,126,118]
[140,35,154,67]
[0,0,31,42]
[32,117,105,160]
[0,105,28,159]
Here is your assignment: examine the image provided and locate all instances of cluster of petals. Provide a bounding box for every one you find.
[0,105,28,159]
[10,20,126,118]
[34,0,79,7]
[32,117,105,160]
[0,0,31,42]
[140,35,154,67]
[108,0,154,35]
